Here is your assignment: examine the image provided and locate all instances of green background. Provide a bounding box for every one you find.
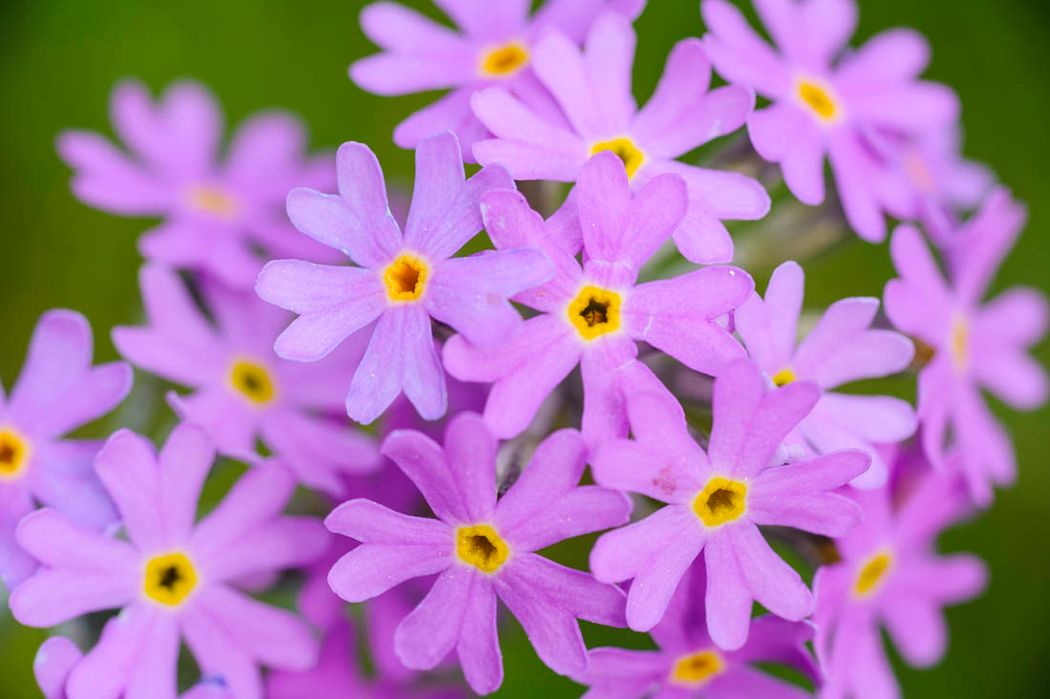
[0,0,1047,696]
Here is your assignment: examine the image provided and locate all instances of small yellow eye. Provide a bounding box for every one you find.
[567,286,623,341]
[589,137,646,179]
[692,477,748,527]
[143,551,199,607]
[479,42,530,77]
[456,524,510,574]
[229,359,278,406]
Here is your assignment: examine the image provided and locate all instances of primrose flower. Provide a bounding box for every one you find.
[472,12,769,263]
[58,79,336,287]
[884,190,1048,504]
[256,131,551,424]
[326,413,631,695]
[351,0,644,153]
[113,264,379,495]
[815,458,987,699]
[577,564,818,698]
[444,153,753,442]
[589,359,869,647]
[702,0,959,241]
[0,310,131,588]
[10,424,326,698]
[736,260,917,488]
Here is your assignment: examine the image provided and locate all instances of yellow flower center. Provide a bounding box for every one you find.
[949,315,969,372]
[479,41,530,78]
[692,477,748,527]
[567,285,622,341]
[771,368,796,387]
[383,254,429,302]
[456,524,510,574]
[853,550,893,598]
[187,185,240,220]
[670,650,725,687]
[589,137,646,179]
[797,79,839,122]
[228,358,278,406]
[0,427,31,479]
[143,551,199,607]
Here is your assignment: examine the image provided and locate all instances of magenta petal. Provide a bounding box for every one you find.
[65,604,159,699]
[457,575,503,694]
[381,428,465,522]
[881,593,948,669]
[34,636,82,699]
[180,603,263,698]
[730,524,812,622]
[57,130,171,215]
[591,439,700,505]
[442,413,499,521]
[93,429,164,551]
[703,534,752,651]
[325,498,450,546]
[329,544,451,602]
[735,260,804,371]
[395,565,473,670]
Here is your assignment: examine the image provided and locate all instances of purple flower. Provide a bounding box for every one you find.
[59,79,336,287]
[351,0,645,153]
[702,0,959,241]
[256,132,551,424]
[0,310,131,588]
[736,260,917,488]
[577,564,818,698]
[10,424,327,698]
[113,264,379,495]
[814,458,987,699]
[444,153,753,443]
[325,413,631,695]
[884,190,1048,504]
[471,12,769,263]
[589,359,869,647]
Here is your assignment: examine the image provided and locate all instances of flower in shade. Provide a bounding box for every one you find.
[701,0,959,241]
[325,413,632,695]
[735,260,917,489]
[589,359,869,647]
[256,131,551,424]
[576,563,818,698]
[10,424,326,698]
[113,264,379,495]
[0,310,131,588]
[884,190,1048,504]
[34,636,231,699]
[58,79,336,287]
[444,153,753,443]
[350,0,645,153]
[814,453,987,699]
[471,12,769,263]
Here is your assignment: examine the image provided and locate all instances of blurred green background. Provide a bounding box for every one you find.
[0,0,1047,696]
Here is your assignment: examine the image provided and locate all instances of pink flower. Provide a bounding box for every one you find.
[590,359,869,647]
[59,80,336,287]
[471,12,769,262]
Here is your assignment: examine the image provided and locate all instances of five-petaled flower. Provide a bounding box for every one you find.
[589,359,869,647]
[325,413,631,695]
[257,131,552,424]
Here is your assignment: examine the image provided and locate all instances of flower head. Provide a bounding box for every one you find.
[471,12,769,262]
[325,413,631,694]
[577,563,819,698]
[815,453,987,698]
[589,358,869,647]
[444,152,753,443]
[736,260,917,488]
[114,264,379,495]
[702,0,959,241]
[351,0,645,153]
[884,190,1048,503]
[58,79,336,287]
[257,131,551,424]
[10,424,327,698]
[0,310,131,588]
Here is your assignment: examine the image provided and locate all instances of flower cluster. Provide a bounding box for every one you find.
[1,1,1045,698]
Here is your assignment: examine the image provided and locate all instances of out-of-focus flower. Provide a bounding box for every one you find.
[884,190,1048,504]
[58,79,336,287]
[351,0,645,154]
[10,424,326,698]
[576,564,818,698]
[702,0,958,242]
[326,413,631,695]
[815,457,987,699]
[0,310,131,588]
[736,260,916,488]
[590,359,868,647]
[444,153,752,443]
[113,264,378,495]
[472,12,768,263]
[257,132,551,424]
